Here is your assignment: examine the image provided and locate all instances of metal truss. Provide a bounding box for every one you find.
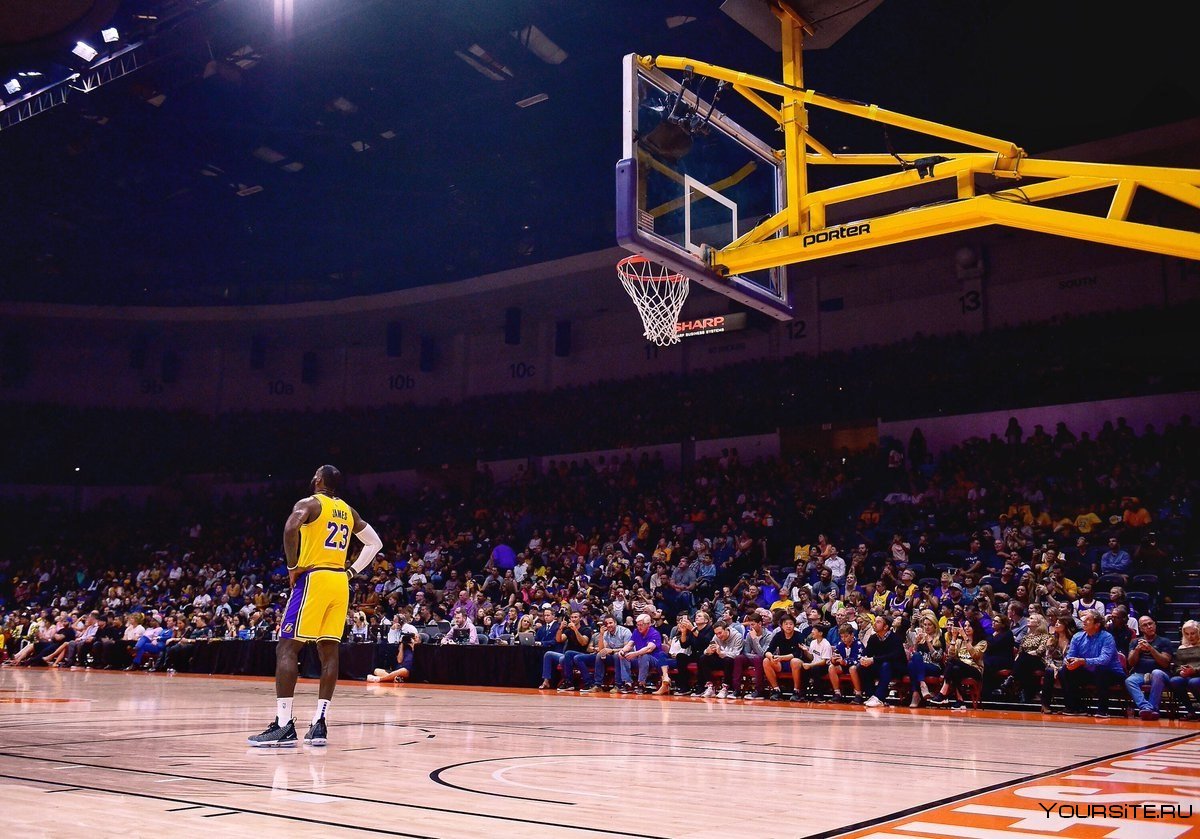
[642,4,1200,277]
[0,44,144,132]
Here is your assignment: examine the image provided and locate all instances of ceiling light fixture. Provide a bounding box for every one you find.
[511,25,566,64]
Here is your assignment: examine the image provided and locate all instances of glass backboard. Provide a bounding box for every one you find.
[616,53,793,320]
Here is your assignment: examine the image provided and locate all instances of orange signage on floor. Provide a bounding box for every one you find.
[834,733,1200,839]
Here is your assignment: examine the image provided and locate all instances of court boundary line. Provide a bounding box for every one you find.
[0,771,443,838]
[23,668,1177,728]
[0,749,670,839]
[803,729,1200,839]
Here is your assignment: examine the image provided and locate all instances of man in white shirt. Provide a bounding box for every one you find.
[824,553,847,589]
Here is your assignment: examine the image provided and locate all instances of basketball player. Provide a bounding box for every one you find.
[248,465,382,747]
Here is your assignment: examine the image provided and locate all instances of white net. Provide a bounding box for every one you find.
[617,256,690,347]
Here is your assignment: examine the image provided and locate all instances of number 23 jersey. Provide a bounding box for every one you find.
[297,494,354,571]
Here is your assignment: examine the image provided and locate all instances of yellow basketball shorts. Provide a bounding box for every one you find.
[280,568,348,642]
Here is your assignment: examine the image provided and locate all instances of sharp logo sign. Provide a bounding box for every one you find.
[675,312,748,338]
[802,222,870,248]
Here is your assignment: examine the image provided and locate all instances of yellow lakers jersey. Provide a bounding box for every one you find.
[297,494,354,570]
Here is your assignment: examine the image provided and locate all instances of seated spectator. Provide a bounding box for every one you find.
[440,608,479,646]
[620,613,672,695]
[1106,604,1135,653]
[697,620,744,698]
[558,613,599,692]
[162,614,212,673]
[128,616,175,670]
[540,609,580,691]
[1099,537,1132,584]
[857,615,906,707]
[61,612,103,668]
[829,623,864,703]
[761,614,808,701]
[1039,615,1077,713]
[1169,620,1200,720]
[983,615,1016,695]
[670,611,713,695]
[906,611,945,707]
[515,614,537,645]
[1060,610,1125,717]
[928,619,986,708]
[1010,613,1052,704]
[1123,615,1173,720]
[667,557,699,612]
[13,614,74,667]
[798,622,833,698]
[41,613,87,667]
[730,612,771,699]
[587,614,633,692]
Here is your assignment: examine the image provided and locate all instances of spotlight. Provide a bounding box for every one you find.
[101,28,120,43]
[4,79,19,95]
[72,41,99,62]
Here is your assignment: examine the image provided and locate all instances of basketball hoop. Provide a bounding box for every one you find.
[617,255,690,346]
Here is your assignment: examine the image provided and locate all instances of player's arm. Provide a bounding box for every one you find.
[284,498,321,586]
[347,506,383,576]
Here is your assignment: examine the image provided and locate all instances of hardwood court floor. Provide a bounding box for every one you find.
[1,669,1197,839]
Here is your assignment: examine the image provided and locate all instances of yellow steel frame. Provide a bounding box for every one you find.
[642,7,1200,278]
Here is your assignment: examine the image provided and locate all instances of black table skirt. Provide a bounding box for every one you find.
[412,643,545,687]
[180,640,545,686]
[186,640,388,680]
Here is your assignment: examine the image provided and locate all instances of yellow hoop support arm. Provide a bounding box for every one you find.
[650,54,1024,158]
[712,194,1200,276]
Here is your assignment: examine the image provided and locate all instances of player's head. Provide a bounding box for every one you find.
[312,464,342,495]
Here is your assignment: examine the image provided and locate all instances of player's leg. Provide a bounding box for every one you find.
[249,571,318,747]
[305,639,339,746]
[248,636,303,747]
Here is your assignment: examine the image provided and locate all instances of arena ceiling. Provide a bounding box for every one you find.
[0,0,1196,306]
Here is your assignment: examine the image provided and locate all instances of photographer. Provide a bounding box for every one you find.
[368,622,419,684]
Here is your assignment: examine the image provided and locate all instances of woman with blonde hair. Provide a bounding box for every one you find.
[1010,612,1052,704]
[515,614,536,645]
[1169,620,1200,720]
[905,610,945,707]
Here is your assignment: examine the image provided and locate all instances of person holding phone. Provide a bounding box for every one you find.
[1123,615,1173,720]
[927,619,986,708]
[828,623,864,702]
[1169,620,1200,719]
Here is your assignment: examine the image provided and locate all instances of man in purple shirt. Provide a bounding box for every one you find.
[620,613,672,695]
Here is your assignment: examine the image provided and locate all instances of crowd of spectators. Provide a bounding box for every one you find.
[6,303,1199,484]
[2,409,1197,717]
